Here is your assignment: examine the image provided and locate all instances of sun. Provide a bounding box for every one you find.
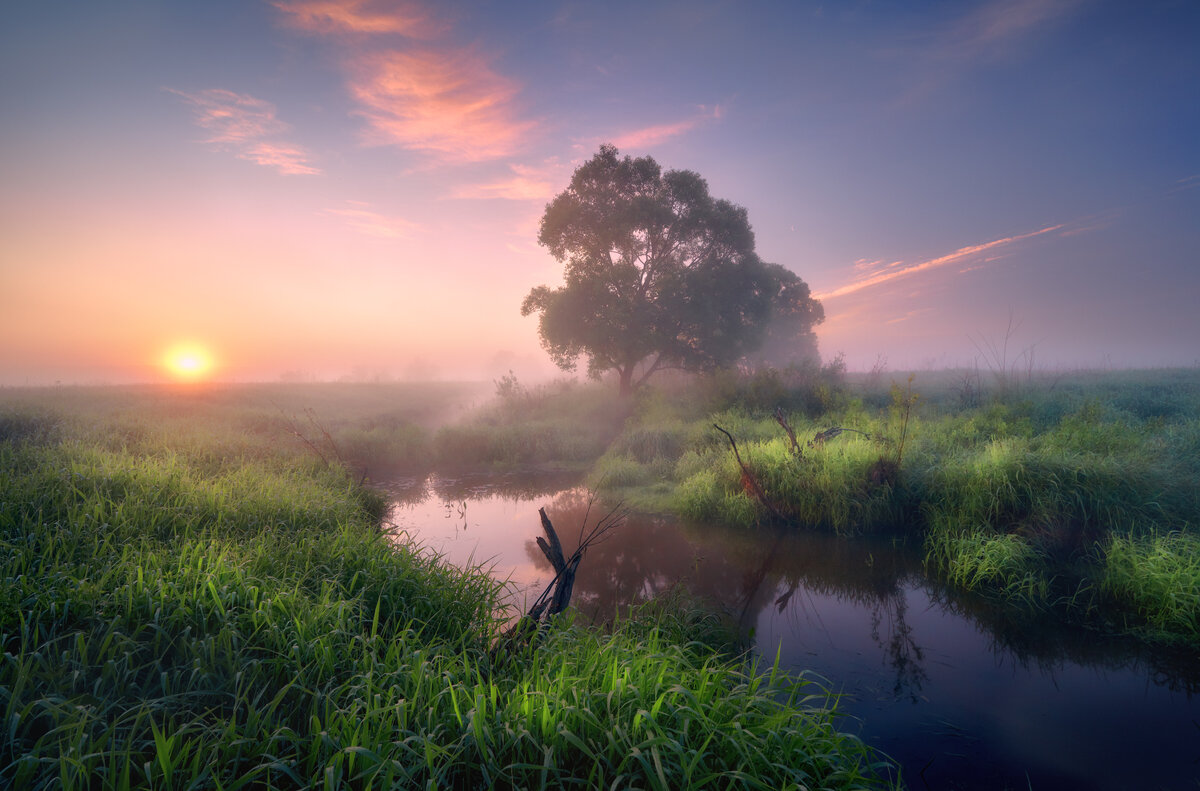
[163,343,215,382]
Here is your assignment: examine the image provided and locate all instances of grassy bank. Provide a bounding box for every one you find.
[594,368,1200,646]
[0,391,888,789]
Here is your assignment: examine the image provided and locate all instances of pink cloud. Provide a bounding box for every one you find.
[170,88,319,175]
[242,142,321,175]
[815,224,1063,300]
[274,1,536,163]
[451,163,560,200]
[272,0,443,36]
[610,105,724,150]
[169,88,286,143]
[349,49,536,161]
[326,201,417,238]
[884,308,933,325]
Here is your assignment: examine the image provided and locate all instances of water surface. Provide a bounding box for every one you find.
[383,475,1200,790]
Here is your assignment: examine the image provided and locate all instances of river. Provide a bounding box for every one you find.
[380,473,1200,791]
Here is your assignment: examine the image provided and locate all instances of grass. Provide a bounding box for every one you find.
[0,385,890,789]
[1099,531,1200,642]
[593,367,1200,646]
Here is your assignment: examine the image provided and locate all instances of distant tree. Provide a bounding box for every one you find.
[522,144,824,395]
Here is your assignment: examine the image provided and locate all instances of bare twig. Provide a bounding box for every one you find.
[809,426,873,447]
[493,497,626,664]
[773,408,802,458]
[713,424,786,522]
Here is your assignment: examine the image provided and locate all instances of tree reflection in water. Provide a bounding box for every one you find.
[525,489,935,701]
[386,477,1200,790]
[525,489,1200,702]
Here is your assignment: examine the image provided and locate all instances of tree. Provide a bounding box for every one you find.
[522,144,824,395]
[741,263,824,371]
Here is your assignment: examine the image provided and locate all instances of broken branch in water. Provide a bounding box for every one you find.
[492,496,626,662]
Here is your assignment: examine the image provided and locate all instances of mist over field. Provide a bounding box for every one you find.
[4,3,1200,790]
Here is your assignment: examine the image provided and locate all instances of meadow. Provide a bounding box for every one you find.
[3,365,1196,788]
[589,366,1200,646]
[0,382,888,790]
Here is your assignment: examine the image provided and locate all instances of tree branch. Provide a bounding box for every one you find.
[713,424,786,522]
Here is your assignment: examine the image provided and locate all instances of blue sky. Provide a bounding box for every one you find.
[2,0,1197,383]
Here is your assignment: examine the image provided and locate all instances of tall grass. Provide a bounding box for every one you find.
[1100,532,1200,642]
[596,368,1200,645]
[0,391,891,789]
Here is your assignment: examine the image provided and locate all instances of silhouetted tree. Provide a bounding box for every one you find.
[522,144,823,395]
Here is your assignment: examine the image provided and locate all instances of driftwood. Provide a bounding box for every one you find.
[491,499,624,664]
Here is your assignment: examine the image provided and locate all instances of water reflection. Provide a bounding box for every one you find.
[383,479,1200,791]
[522,491,936,704]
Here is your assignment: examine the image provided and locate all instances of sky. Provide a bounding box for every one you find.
[2,0,1197,385]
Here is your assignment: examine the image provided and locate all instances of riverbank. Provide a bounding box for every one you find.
[0,392,890,789]
[591,367,1200,646]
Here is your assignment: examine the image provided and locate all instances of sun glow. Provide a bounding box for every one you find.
[163,344,214,382]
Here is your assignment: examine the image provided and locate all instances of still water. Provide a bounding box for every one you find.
[382,474,1200,791]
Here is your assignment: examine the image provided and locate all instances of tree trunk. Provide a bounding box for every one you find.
[618,366,634,397]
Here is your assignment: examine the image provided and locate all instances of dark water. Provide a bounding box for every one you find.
[382,475,1200,791]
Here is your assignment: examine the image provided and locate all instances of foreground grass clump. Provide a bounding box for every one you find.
[1099,532,1200,642]
[0,398,888,789]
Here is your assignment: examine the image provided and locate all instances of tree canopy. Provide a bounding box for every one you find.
[522,144,824,395]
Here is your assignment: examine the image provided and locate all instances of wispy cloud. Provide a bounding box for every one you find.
[326,200,417,238]
[885,308,933,325]
[934,0,1083,61]
[272,0,443,36]
[610,105,724,150]
[170,88,319,175]
[243,142,321,175]
[889,0,1083,106]
[1170,174,1200,193]
[349,49,536,161]
[274,1,536,163]
[815,224,1062,300]
[450,162,561,200]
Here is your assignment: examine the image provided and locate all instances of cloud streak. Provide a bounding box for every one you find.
[170,88,319,175]
[610,105,724,150]
[815,224,1062,300]
[272,0,443,36]
[349,49,536,160]
[275,0,536,163]
[326,201,417,238]
[940,0,1082,60]
[451,163,560,200]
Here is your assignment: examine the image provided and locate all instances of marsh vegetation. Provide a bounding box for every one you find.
[3,366,1198,788]
[0,382,885,790]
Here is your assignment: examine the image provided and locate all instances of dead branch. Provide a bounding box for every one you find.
[808,426,873,447]
[773,408,802,458]
[713,424,786,522]
[491,498,625,664]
